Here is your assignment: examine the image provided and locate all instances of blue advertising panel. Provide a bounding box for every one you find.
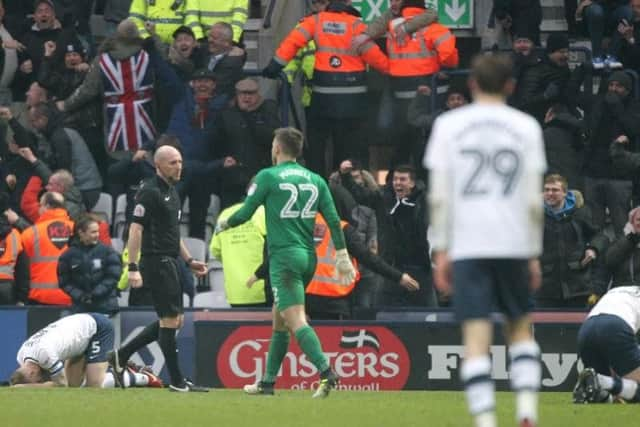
[0,309,28,381]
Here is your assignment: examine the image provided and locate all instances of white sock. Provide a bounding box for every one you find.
[596,374,615,390]
[132,372,149,386]
[461,356,495,421]
[475,412,497,427]
[509,340,540,424]
[619,378,639,401]
[102,372,115,388]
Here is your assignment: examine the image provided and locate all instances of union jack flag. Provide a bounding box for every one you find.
[99,50,156,152]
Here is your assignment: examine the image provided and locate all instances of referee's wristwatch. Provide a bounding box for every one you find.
[128,262,139,272]
[186,257,195,266]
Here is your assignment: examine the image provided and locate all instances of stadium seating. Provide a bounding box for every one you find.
[193,290,230,308]
[92,192,113,225]
[207,258,225,292]
[113,194,127,239]
[111,237,124,254]
[117,291,129,307]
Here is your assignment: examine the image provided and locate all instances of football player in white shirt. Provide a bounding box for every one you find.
[425,54,546,427]
[573,286,640,403]
[10,313,160,388]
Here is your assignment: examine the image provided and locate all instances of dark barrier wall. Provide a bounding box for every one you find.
[0,307,585,390]
[196,321,584,391]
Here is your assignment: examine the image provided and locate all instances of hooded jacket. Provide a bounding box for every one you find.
[378,180,430,268]
[539,191,608,299]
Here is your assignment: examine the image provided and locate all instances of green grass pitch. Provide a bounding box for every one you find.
[0,389,633,427]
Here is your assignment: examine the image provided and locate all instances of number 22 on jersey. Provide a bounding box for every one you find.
[279,183,319,219]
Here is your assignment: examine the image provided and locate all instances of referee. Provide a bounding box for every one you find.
[108,141,208,392]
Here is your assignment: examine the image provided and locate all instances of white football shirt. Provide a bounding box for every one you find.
[588,286,640,333]
[16,314,98,376]
[424,102,546,260]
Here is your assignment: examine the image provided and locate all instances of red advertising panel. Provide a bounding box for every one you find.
[216,326,411,391]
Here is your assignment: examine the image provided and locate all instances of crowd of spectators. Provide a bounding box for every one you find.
[2,0,640,316]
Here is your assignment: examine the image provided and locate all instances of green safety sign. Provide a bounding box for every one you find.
[352,0,474,29]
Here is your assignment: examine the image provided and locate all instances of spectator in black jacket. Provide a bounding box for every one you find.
[215,78,280,208]
[611,0,640,71]
[13,0,80,102]
[377,165,436,307]
[583,71,640,236]
[58,215,122,316]
[205,22,245,98]
[329,159,382,310]
[606,206,640,287]
[515,33,573,124]
[543,104,585,192]
[37,38,105,177]
[538,174,609,308]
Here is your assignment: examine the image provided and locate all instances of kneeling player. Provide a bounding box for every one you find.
[574,286,640,403]
[10,313,161,388]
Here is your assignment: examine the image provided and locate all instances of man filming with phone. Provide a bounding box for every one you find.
[614,0,640,70]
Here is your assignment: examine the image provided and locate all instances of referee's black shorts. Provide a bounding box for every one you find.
[141,255,183,318]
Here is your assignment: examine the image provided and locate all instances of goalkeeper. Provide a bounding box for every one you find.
[217,127,356,398]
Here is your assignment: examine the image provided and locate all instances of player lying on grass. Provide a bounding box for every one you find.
[10,313,161,388]
[574,286,640,403]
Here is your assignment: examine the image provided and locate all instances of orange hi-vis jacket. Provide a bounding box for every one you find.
[0,228,23,281]
[306,215,360,298]
[21,208,73,305]
[387,7,458,99]
[274,5,389,118]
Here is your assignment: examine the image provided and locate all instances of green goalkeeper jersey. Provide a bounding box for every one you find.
[227,161,346,255]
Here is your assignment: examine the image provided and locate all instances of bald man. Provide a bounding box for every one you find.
[108,138,208,392]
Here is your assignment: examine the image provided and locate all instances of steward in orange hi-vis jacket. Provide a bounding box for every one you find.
[21,193,73,306]
[387,4,458,100]
[261,0,390,175]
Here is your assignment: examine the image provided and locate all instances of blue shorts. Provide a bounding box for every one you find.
[577,314,640,377]
[85,313,114,364]
[452,258,531,321]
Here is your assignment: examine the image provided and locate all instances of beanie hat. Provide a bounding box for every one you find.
[546,33,569,53]
[63,41,84,56]
[609,71,632,92]
[512,24,535,42]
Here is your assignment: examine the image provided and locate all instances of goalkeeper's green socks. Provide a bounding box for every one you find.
[294,325,330,374]
[262,330,290,384]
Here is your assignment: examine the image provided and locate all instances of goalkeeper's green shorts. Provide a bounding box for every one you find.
[269,249,316,311]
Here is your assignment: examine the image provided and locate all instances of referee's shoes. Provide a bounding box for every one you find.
[169,379,209,392]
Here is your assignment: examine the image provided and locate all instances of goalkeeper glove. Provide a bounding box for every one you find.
[335,249,356,285]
